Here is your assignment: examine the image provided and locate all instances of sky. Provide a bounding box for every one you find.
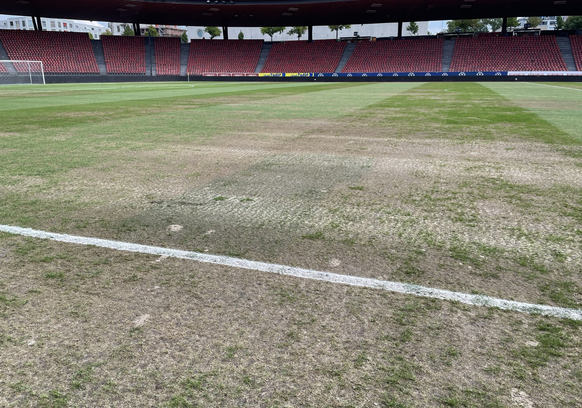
[429,20,449,33]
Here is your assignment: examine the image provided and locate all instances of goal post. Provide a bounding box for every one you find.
[0,60,45,85]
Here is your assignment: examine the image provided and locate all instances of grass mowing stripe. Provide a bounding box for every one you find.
[0,82,363,112]
[346,82,568,143]
[0,82,368,132]
[481,82,582,144]
[528,82,582,92]
[1,224,580,321]
[0,82,420,179]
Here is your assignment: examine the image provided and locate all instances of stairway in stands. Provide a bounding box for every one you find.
[180,43,190,76]
[145,37,155,76]
[556,36,577,71]
[254,42,272,73]
[0,38,17,73]
[335,42,357,73]
[442,38,455,72]
[90,40,107,75]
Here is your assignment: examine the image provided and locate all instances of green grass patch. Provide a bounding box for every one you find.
[514,322,570,370]
[359,82,577,144]
[301,231,325,240]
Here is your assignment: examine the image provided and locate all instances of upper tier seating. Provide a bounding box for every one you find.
[155,37,180,76]
[0,30,99,74]
[187,40,262,74]
[342,38,443,73]
[101,35,146,74]
[570,35,582,71]
[261,40,346,73]
[450,36,567,72]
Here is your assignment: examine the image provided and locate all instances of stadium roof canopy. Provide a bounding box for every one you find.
[1,0,581,27]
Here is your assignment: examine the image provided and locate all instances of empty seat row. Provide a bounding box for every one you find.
[343,38,443,73]
[570,35,582,71]
[155,37,180,76]
[187,39,262,75]
[261,40,346,73]
[450,36,567,72]
[0,30,99,74]
[0,32,576,75]
[101,35,146,75]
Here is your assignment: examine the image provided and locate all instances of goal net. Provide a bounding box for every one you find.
[0,60,45,85]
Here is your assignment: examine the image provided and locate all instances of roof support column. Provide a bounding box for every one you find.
[308,25,313,42]
[398,21,403,38]
[134,23,141,36]
[502,17,508,35]
[223,26,229,40]
[32,16,43,31]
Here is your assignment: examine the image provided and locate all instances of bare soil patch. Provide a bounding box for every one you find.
[1,82,582,407]
[10,107,581,310]
[0,237,580,407]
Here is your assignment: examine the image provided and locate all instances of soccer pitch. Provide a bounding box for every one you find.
[1,81,581,407]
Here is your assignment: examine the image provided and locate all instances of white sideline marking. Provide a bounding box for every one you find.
[528,82,582,92]
[1,224,581,321]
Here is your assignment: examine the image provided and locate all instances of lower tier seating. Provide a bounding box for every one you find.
[450,36,567,72]
[187,40,262,74]
[571,35,582,71]
[343,38,443,72]
[261,40,346,73]
[155,37,180,76]
[101,35,146,75]
[0,30,99,74]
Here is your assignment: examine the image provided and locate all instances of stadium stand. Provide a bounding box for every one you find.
[570,35,582,71]
[101,35,146,74]
[155,37,181,76]
[187,40,262,75]
[0,62,7,73]
[261,40,346,73]
[450,36,567,72]
[0,30,99,74]
[342,38,443,73]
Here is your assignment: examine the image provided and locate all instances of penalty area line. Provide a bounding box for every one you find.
[1,224,581,321]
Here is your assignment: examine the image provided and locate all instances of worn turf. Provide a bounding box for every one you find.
[0,81,581,407]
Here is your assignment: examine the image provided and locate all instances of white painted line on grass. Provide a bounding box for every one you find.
[528,82,582,92]
[1,224,581,321]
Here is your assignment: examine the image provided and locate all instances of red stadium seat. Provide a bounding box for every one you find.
[0,30,99,74]
[155,37,180,76]
[571,36,582,71]
[261,40,346,73]
[342,38,443,73]
[187,40,262,75]
[450,36,567,72]
[101,35,146,75]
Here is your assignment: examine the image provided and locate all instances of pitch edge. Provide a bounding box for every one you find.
[1,224,581,321]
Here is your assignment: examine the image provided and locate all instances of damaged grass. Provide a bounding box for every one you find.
[0,238,580,407]
[1,82,581,308]
[0,82,581,406]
